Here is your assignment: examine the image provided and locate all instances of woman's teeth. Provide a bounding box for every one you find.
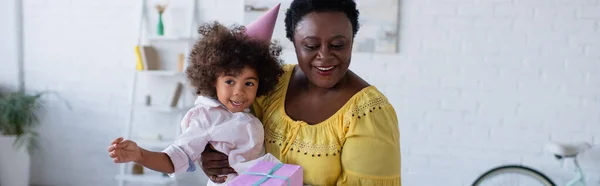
[316,66,335,71]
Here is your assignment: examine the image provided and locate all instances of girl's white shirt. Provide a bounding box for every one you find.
[162,96,280,185]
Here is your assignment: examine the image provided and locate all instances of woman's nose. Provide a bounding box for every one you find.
[316,47,332,60]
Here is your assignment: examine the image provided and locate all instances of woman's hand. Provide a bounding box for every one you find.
[200,144,236,183]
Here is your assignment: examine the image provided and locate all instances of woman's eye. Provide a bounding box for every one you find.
[225,80,234,85]
[245,82,255,86]
[331,44,344,49]
[305,45,318,50]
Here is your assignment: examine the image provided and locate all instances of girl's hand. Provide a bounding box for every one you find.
[200,144,236,183]
[108,137,142,163]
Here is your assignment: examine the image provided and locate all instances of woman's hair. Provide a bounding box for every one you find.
[186,21,284,98]
[284,0,360,41]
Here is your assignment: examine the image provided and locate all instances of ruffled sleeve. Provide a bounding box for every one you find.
[251,64,295,122]
[251,96,266,121]
[337,88,401,186]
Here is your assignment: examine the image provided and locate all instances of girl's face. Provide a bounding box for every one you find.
[293,11,354,89]
[215,66,259,112]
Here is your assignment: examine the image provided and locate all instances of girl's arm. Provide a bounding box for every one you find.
[135,148,175,174]
[109,137,175,174]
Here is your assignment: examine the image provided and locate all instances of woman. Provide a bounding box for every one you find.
[199,0,401,185]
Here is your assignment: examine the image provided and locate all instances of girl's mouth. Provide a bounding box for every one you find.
[231,100,244,106]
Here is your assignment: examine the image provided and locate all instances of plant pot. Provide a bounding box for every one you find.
[0,135,30,186]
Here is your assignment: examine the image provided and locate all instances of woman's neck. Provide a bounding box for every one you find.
[302,71,351,97]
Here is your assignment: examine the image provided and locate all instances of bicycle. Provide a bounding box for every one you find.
[471,142,593,186]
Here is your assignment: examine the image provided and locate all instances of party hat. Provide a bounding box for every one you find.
[244,3,281,42]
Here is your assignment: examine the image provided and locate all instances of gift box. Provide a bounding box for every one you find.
[229,161,303,186]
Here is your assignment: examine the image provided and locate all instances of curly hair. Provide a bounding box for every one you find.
[284,0,360,41]
[186,21,284,98]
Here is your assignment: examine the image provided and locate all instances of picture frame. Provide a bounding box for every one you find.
[243,0,401,53]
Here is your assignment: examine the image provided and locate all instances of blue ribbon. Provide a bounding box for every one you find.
[241,163,290,186]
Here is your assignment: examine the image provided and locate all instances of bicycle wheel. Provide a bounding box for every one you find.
[472,165,556,186]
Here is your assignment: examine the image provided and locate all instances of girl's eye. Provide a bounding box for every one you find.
[225,80,234,85]
[245,82,255,86]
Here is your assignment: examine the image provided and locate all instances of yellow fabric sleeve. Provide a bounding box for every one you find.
[250,96,265,121]
[337,95,401,186]
[251,64,294,122]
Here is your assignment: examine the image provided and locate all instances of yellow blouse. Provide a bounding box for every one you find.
[252,64,401,186]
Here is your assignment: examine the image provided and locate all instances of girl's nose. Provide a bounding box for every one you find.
[233,88,245,96]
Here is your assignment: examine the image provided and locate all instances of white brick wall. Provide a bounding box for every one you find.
[11,0,600,185]
[0,0,21,92]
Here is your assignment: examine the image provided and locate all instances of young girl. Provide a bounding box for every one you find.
[107,5,284,185]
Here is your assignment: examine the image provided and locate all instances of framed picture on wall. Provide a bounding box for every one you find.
[243,0,401,53]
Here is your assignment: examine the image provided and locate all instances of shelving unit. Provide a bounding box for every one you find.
[116,174,176,185]
[139,70,186,77]
[148,36,196,41]
[137,105,190,113]
[116,0,201,186]
[136,139,174,150]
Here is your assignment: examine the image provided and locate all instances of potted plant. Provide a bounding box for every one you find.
[0,91,43,186]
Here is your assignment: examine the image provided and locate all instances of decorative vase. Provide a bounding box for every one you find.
[0,135,31,186]
[157,13,164,36]
[132,163,144,175]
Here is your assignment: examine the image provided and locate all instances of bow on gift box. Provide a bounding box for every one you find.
[241,163,291,186]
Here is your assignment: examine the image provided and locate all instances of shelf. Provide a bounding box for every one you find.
[148,36,197,41]
[115,174,174,185]
[121,0,200,185]
[137,106,190,113]
[139,70,185,77]
[136,139,173,150]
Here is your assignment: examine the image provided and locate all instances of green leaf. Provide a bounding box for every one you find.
[0,91,44,153]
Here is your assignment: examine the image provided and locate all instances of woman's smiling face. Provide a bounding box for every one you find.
[293,12,354,88]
